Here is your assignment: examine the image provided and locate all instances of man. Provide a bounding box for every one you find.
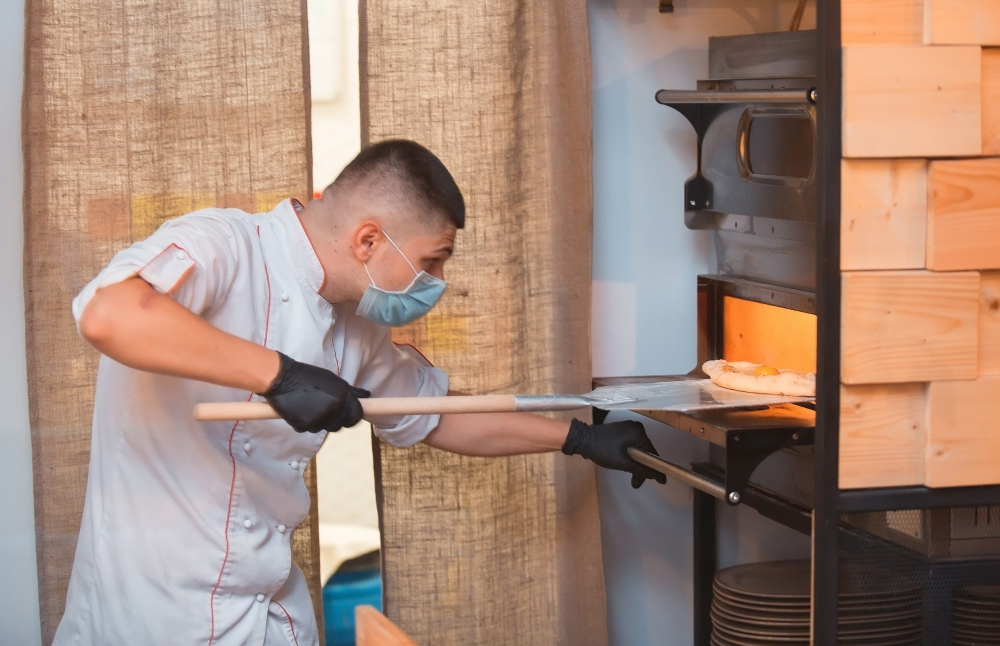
[56,140,665,645]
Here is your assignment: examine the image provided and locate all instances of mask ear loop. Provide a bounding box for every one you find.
[362,262,377,287]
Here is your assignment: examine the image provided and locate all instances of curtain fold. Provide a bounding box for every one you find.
[360,2,607,643]
[22,1,321,641]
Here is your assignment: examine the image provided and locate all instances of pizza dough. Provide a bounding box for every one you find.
[702,360,816,397]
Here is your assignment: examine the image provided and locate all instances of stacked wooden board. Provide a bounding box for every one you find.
[839,0,1000,489]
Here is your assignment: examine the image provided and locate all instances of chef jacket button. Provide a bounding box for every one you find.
[256,593,265,603]
[277,524,287,534]
[290,460,299,470]
[175,251,188,261]
[280,292,289,302]
[244,517,253,529]
[243,441,252,453]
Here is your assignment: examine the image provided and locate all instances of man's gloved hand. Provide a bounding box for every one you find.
[260,352,370,433]
[561,418,668,489]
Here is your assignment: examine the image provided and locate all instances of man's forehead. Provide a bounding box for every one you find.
[438,226,458,243]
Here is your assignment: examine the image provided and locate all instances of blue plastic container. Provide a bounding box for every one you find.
[322,568,383,646]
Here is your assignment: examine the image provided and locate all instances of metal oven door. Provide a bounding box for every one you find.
[656,84,817,232]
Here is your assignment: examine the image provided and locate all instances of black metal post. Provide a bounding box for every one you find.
[814,0,843,643]
[693,488,717,646]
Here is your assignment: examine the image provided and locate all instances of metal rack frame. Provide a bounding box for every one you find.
[812,0,842,641]
[812,2,1000,644]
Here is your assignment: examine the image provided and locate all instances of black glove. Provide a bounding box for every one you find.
[561,418,667,489]
[260,352,370,433]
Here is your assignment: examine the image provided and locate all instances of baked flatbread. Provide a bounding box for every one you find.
[702,360,815,397]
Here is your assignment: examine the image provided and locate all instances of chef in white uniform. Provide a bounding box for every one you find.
[54,139,665,645]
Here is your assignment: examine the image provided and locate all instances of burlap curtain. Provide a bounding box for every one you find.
[360,2,607,644]
[22,1,322,641]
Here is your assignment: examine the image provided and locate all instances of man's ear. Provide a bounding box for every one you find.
[351,221,383,262]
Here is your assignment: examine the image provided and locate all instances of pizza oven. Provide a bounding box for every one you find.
[594,29,820,509]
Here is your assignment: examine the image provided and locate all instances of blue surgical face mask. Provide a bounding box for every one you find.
[356,229,447,327]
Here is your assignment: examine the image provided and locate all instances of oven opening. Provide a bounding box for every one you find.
[722,296,816,374]
[742,112,815,183]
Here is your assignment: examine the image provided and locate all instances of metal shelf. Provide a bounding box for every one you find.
[838,484,1000,513]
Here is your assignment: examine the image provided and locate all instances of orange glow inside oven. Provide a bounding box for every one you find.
[722,296,817,374]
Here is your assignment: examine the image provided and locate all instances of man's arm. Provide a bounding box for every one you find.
[79,276,280,393]
[422,410,668,488]
[421,411,567,456]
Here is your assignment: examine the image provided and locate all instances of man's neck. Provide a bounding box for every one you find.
[298,201,361,305]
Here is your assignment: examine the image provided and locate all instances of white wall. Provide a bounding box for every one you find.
[0,1,43,643]
[307,0,381,584]
[588,1,813,644]
[309,0,362,191]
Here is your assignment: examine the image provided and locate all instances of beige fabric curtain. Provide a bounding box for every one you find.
[360,2,607,644]
[22,1,322,641]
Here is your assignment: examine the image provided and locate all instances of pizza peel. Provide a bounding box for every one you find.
[193,378,814,422]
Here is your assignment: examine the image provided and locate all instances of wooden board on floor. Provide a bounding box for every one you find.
[843,46,981,158]
[356,606,417,646]
[926,376,1000,487]
[841,270,980,384]
[984,49,1000,155]
[927,158,1000,271]
[841,159,927,270]
[925,0,1000,45]
[842,0,923,45]
[840,384,926,489]
[982,272,1000,376]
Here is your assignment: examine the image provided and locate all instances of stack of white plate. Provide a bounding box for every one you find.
[711,560,922,646]
[953,585,1000,646]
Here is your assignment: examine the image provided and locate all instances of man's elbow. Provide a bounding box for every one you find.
[78,294,116,347]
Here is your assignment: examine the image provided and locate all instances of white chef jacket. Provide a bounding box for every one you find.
[55,199,449,646]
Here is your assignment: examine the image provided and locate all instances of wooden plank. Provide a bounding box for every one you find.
[843,45,981,158]
[842,270,980,384]
[983,49,1000,155]
[925,0,1000,45]
[927,158,1000,270]
[841,159,927,270]
[842,0,923,45]
[840,384,926,489]
[926,376,1000,487]
[982,272,1000,376]
[356,606,418,646]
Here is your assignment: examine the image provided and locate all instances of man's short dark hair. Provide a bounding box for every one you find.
[330,139,465,229]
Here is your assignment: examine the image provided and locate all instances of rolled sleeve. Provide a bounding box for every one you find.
[355,327,450,448]
[72,212,240,326]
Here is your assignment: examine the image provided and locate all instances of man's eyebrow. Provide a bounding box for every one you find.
[437,244,454,256]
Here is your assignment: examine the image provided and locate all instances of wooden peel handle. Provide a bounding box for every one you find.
[193,394,519,422]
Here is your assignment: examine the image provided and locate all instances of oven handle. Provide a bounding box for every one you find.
[655,88,816,105]
[627,447,727,501]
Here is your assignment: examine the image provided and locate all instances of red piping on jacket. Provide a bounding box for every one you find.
[207,226,273,644]
[274,601,299,646]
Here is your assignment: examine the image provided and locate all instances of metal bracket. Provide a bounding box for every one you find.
[723,428,805,505]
